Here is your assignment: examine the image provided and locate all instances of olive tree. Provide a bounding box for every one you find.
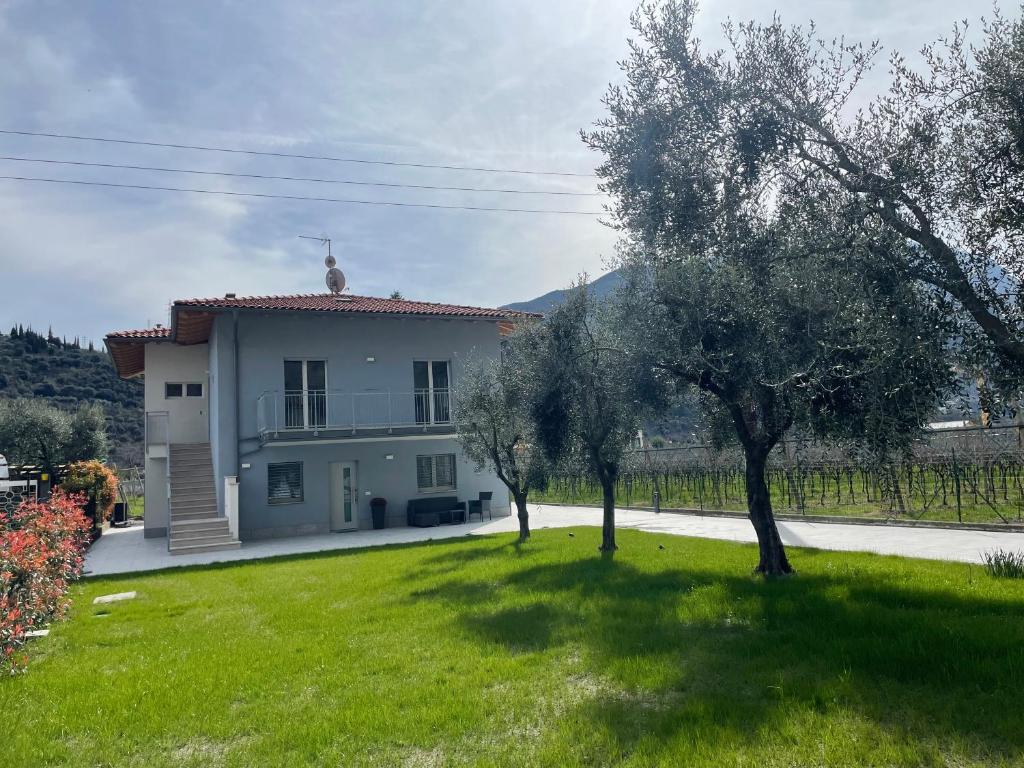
[717,2,1024,387]
[530,284,666,552]
[585,1,954,574]
[0,399,108,479]
[454,325,548,541]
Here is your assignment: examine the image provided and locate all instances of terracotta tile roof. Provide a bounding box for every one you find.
[105,327,171,340]
[104,293,538,378]
[172,293,539,319]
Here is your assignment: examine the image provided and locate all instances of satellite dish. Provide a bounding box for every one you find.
[326,267,346,294]
[325,254,337,269]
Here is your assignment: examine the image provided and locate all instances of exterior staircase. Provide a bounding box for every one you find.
[169,443,240,555]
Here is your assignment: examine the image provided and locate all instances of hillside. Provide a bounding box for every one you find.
[0,328,144,466]
[502,269,624,314]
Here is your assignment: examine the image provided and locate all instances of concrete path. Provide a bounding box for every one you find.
[85,504,1024,577]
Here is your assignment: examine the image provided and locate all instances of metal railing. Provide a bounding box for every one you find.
[257,388,453,436]
[144,411,173,551]
[145,410,169,450]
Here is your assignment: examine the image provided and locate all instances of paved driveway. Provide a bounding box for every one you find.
[85,503,1024,576]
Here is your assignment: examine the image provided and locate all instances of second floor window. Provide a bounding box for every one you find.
[284,359,327,429]
[413,360,450,424]
[166,382,203,398]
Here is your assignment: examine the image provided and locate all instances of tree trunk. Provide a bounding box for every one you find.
[744,444,792,576]
[599,475,617,551]
[513,491,530,540]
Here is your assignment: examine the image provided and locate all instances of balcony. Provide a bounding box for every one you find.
[256,389,455,441]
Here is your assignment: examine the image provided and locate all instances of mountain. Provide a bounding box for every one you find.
[0,327,144,466]
[502,269,624,314]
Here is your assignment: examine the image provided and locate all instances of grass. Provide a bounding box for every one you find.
[984,549,1024,579]
[3,529,1024,767]
[124,494,144,520]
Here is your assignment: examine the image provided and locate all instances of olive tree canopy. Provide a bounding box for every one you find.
[454,324,548,541]
[585,0,955,574]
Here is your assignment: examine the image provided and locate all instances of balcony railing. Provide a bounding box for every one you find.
[257,389,453,437]
[145,410,169,449]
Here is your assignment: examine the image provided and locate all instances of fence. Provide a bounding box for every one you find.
[536,425,1024,525]
[0,479,39,514]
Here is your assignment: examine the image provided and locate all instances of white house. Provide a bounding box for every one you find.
[106,292,534,554]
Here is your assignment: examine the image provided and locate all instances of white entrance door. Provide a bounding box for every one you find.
[329,462,358,531]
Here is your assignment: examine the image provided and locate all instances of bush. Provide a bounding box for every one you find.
[59,460,118,530]
[983,549,1024,579]
[1,492,90,672]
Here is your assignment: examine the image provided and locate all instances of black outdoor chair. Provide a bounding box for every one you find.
[467,491,493,522]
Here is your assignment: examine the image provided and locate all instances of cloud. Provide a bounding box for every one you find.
[0,0,1017,343]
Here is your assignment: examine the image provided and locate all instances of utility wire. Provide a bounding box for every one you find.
[0,129,598,178]
[0,155,602,196]
[0,175,606,215]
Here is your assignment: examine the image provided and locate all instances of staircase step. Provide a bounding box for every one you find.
[171,518,223,528]
[172,509,218,519]
[172,518,226,528]
[170,466,214,476]
[172,495,216,504]
[169,473,214,483]
[169,539,241,556]
[170,480,216,493]
[171,532,233,546]
[171,521,227,534]
[172,507,218,520]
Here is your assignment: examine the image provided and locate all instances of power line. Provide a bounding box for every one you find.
[0,129,598,178]
[0,175,606,215]
[0,155,602,196]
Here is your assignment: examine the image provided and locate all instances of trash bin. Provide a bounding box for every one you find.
[113,501,129,526]
[370,497,387,530]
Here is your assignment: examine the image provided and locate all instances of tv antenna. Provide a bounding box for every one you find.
[299,234,346,294]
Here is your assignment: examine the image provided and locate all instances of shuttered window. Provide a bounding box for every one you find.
[268,462,303,504]
[415,454,457,492]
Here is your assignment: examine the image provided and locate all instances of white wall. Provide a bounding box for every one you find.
[144,456,168,537]
[144,343,211,444]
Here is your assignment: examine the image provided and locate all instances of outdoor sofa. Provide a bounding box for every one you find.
[406,496,466,527]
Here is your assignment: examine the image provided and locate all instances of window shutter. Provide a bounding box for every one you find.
[416,456,434,491]
[268,462,303,503]
[416,454,457,492]
[435,454,456,488]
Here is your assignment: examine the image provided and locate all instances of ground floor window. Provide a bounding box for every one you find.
[268,462,303,504]
[416,453,456,492]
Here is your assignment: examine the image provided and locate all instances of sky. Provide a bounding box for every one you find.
[0,0,1016,345]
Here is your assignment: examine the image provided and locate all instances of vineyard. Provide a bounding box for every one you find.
[534,425,1024,525]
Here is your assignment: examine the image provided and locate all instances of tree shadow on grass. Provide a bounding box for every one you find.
[414,553,1024,763]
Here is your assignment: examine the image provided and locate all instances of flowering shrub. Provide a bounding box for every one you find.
[60,460,118,530]
[1,492,90,673]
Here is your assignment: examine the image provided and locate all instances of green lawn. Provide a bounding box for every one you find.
[3,529,1024,767]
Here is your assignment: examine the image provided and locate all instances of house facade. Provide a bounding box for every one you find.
[106,293,532,552]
